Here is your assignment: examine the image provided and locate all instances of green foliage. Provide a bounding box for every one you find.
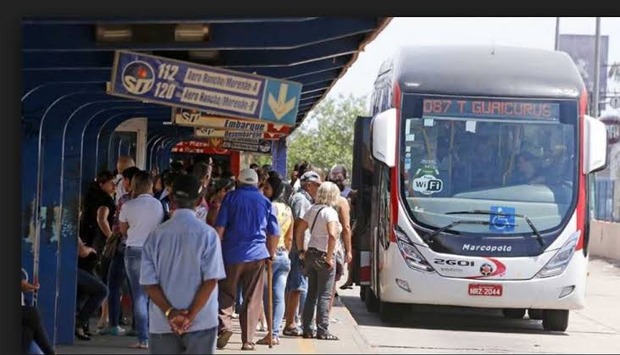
[252,155,272,167]
[287,94,369,174]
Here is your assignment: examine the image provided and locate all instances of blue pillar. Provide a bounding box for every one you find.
[271,137,288,179]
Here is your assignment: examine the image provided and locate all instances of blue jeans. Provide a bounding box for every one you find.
[263,250,291,337]
[76,269,108,325]
[286,250,307,325]
[149,327,217,355]
[125,247,149,343]
[28,341,43,355]
[107,248,127,327]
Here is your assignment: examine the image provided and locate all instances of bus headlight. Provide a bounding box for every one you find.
[394,228,434,272]
[536,231,581,279]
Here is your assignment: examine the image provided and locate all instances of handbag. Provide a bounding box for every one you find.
[102,232,122,259]
[308,206,331,271]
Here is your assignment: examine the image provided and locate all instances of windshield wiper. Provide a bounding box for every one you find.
[445,210,544,247]
[424,219,492,245]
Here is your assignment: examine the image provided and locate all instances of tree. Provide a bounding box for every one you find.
[287,94,369,176]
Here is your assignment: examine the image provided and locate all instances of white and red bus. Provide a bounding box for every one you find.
[350,45,608,331]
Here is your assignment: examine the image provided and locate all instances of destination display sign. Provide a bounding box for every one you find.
[172,108,292,135]
[194,127,281,140]
[109,50,302,126]
[422,98,561,121]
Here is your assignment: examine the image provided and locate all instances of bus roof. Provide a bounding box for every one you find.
[390,45,585,99]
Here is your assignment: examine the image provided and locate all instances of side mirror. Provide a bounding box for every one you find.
[583,115,608,174]
[371,108,398,168]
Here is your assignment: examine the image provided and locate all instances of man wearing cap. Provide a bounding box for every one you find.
[214,168,280,351]
[140,174,226,354]
[282,170,322,337]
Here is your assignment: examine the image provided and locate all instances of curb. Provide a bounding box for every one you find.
[335,292,375,354]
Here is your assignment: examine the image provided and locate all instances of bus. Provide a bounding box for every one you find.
[350,45,609,332]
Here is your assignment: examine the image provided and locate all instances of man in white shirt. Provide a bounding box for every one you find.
[119,171,164,349]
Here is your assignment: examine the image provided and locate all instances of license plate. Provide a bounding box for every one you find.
[468,283,503,296]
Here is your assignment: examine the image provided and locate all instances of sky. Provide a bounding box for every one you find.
[323,17,620,115]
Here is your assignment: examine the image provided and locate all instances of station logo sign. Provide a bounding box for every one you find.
[122,61,156,95]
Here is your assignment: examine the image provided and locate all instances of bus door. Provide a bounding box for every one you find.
[351,116,373,287]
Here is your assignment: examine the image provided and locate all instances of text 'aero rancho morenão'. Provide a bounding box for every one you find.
[109,50,302,126]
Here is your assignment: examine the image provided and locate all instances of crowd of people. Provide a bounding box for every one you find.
[22,155,356,354]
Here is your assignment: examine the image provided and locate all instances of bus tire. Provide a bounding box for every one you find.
[502,308,526,319]
[528,309,543,320]
[542,310,569,331]
[365,287,379,313]
[379,301,404,323]
[360,286,367,302]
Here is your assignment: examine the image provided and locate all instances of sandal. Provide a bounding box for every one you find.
[217,330,233,349]
[256,336,279,345]
[302,332,315,339]
[241,342,255,351]
[317,333,339,341]
[282,327,303,337]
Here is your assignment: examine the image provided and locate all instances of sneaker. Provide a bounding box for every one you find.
[129,341,148,349]
[99,326,126,336]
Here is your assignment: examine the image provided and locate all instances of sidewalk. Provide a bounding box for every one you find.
[56,292,370,354]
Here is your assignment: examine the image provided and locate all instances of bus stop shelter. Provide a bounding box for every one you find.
[21,17,391,345]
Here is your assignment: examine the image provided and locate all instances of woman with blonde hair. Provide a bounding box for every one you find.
[295,181,342,340]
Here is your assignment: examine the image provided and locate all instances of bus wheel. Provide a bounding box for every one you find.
[542,310,569,331]
[360,286,367,302]
[365,287,379,313]
[528,309,543,320]
[502,308,526,319]
[379,301,404,323]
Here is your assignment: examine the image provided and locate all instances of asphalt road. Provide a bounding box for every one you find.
[338,258,620,354]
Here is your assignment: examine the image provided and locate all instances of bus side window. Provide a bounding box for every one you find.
[377,164,391,249]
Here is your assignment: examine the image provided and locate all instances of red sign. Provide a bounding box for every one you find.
[171,140,230,155]
[600,115,620,145]
[468,283,503,297]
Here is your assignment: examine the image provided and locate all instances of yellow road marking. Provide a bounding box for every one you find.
[298,337,317,354]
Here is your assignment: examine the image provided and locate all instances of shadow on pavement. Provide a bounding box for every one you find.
[338,292,569,337]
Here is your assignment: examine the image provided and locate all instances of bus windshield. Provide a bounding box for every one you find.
[400,96,579,236]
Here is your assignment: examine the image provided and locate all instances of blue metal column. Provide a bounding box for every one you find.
[271,137,288,179]
[32,88,100,345]
[57,99,126,344]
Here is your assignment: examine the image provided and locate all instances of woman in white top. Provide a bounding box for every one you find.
[295,181,342,340]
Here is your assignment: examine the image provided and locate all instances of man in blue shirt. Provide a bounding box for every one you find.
[140,174,226,354]
[215,168,280,351]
